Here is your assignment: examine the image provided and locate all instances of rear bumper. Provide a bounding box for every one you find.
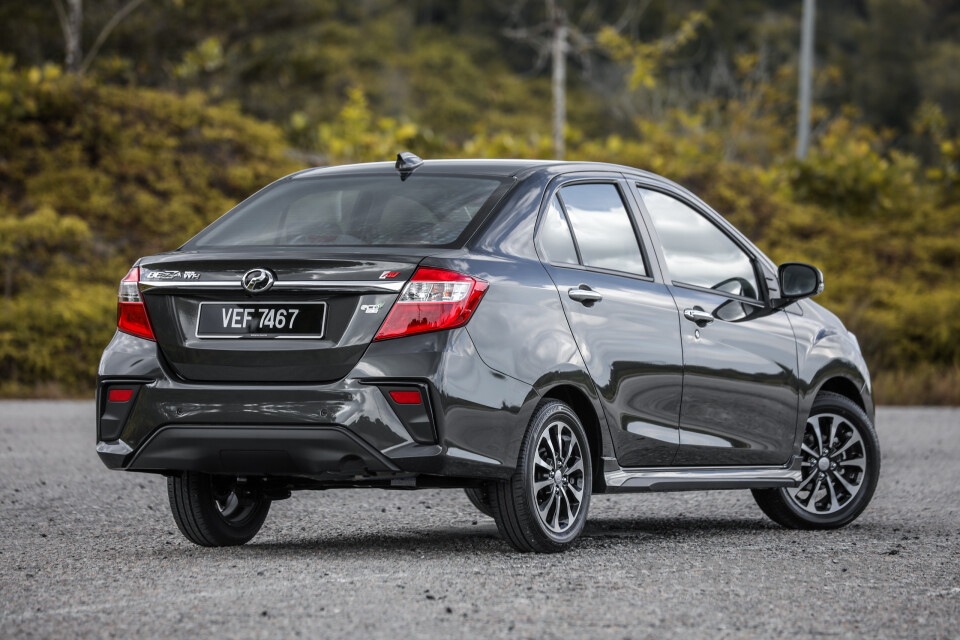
[96,328,537,481]
[109,425,399,477]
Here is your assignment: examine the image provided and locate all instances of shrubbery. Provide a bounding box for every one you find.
[0,57,957,403]
[0,58,300,395]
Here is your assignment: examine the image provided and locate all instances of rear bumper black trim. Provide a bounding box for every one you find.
[108,424,401,477]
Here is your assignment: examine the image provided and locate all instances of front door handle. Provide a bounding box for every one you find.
[683,308,714,325]
[567,286,603,304]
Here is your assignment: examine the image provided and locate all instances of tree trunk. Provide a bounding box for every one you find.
[549,1,567,160]
[54,0,83,73]
[65,0,83,73]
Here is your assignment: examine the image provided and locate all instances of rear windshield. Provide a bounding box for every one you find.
[185,174,507,248]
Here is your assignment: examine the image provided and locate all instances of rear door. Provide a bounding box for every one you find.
[536,176,684,467]
[633,185,799,466]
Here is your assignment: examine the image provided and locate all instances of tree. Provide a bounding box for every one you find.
[503,1,640,159]
[52,0,148,75]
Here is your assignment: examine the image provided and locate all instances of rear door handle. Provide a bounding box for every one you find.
[683,308,714,325]
[567,286,602,304]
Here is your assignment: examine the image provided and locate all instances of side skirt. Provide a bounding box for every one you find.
[602,456,802,493]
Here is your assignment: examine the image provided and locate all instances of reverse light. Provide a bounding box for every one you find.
[374,267,489,341]
[117,267,156,341]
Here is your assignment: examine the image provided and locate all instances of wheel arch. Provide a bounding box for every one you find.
[816,376,866,411]
[540,383,608,492]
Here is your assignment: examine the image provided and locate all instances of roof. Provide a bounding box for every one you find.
[290,157,677,180]
[293,159,561,180]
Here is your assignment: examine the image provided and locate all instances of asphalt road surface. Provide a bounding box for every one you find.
[1,402,958,639]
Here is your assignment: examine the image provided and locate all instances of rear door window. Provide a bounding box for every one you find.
[557,183,647,276]
[538,195,580,265]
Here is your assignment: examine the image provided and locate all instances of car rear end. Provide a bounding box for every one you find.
[96,164,528,485]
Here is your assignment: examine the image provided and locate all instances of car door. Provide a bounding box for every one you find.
[632,185,799,466]
[535,176,684,467]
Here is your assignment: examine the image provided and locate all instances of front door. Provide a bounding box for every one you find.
[635,186,799,466]
[536,179,684,467]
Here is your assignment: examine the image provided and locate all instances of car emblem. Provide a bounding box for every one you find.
[241,268,275,293]
[379,271,400,279]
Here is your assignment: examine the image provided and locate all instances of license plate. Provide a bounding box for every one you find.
[196,302,326,339]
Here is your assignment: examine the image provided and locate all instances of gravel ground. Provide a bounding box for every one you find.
[0,402,958,639]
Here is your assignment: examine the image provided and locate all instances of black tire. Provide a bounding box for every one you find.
[490,400,592,553]
[464,486,495,519]
[167,472,271,547]
[753,391,880,530]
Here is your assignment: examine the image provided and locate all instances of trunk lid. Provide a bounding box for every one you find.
[139,249,422,383]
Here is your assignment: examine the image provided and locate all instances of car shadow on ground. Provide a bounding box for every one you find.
[220,516,779,557]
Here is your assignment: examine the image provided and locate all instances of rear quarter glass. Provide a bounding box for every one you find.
[184,174,509,249]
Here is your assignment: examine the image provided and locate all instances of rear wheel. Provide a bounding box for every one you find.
[490,400,592,553]
[753,391,880,529]
[167,472,271,546]
[464,486,494,518]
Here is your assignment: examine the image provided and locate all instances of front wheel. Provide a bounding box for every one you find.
[167,472,271,546]
[490,400,592,553]
[753,391,880,529]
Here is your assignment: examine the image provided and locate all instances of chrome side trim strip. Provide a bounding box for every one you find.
[140,280,238,288]
[275,281,404,291]
[140,279,405,292]
[604,463,802,490]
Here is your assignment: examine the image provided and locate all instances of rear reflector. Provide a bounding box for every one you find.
[108,389,134,403]
[117,267,156,341]
[374,267,488,341]
[389,390,422,405]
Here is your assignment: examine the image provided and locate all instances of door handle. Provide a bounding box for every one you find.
[683,308,714,325]
[567,286,603,304]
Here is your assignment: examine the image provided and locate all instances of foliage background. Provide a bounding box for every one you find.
[0,0,958,403]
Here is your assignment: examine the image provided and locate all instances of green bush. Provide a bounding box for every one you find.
[0,58,301,396]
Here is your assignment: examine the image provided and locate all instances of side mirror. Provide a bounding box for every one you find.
[775,262,824,307]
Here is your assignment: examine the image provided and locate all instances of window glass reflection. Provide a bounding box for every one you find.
[559,184,646,276]
[539,195,579,264]
[639,189,759,299]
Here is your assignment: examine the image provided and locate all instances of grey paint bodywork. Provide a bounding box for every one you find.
[96,160,873,492]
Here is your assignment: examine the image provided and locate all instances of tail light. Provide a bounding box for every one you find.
[117,267,156,341]
[374,267,488,341]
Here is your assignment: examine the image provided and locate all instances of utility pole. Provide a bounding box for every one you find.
[796,0,816,159]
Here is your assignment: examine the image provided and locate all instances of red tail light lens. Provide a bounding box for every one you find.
[374,267,488,341]
[117,267,156,341]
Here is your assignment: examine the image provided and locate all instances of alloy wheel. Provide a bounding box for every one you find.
[787,412,867,515]
[532,420,585,534]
